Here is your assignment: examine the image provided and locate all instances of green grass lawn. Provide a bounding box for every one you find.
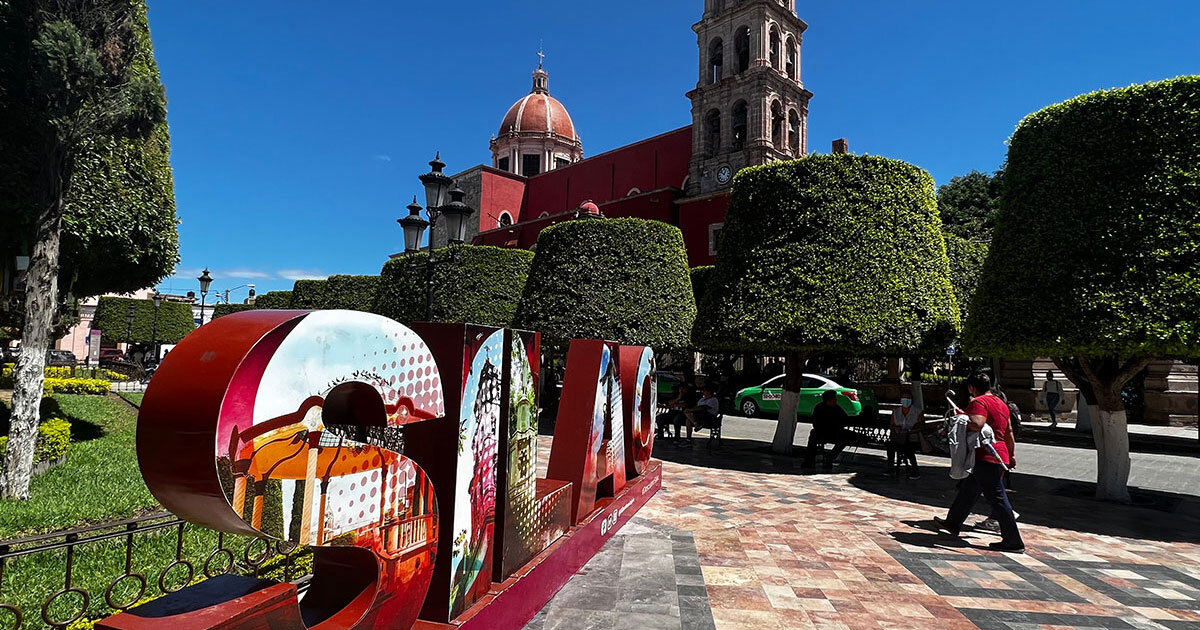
[117,392,143,407]
[0,394,306,628]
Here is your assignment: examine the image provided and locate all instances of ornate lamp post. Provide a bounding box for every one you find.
[150,290,162,365]
[125,304,136,361]
[197,268,213,326]
[412,153,474,321]
[399,196,429,254]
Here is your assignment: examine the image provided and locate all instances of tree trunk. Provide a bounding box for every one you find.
[3,191,64,499]
[1093,408,1131,503]
[772,351,806,454]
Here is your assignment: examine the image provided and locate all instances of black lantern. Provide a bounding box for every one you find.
[440,185,476,245]
[197,268,213,326]
[152,290,162,309]
[125,303,137,351]
[418,152,453,215]
[399,196,430,253]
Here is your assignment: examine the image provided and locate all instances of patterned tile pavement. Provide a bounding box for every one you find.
[530,435,1200,629]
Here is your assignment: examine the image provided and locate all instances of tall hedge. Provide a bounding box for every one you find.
[252,291,292,310]
[289,279,328,309]
[377,245,534,327]
[966,76,1200,360]
[0,1,178,298]
[514,218,695,350]
[694,154,959,356]
[211,303,255,319]
[93,296,193,344]
[943,234,988,328]
[324,275,380,310]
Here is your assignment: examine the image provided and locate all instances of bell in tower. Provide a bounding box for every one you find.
[686,0,813,196]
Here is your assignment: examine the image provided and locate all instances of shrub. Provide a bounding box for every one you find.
[93,296,194,344]
[0,418,71,466]
[42,378,110,395]
[515,218,695,350]
[377,245,535,327]
[252,291,292,310]
[694,154,958,356]
[690,265,714,308]
[211,303,255,319]
[325,275,380,311]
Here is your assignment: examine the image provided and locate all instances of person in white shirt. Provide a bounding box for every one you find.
[887,388,923,479]
[684,385,721,442]
[1039,371,1064,428]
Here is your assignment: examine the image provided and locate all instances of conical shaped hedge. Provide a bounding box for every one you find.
[694,154,958,355]
[515,218,695,350]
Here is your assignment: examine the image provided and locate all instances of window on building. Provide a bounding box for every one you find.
[770,101,784,148]
[785,37,797,79]
[498,156,510,172]
[735,27,751,73]
[705,109,721,157]
[522,154,541,177]
[769,27,781,70]
[555,157,571,170]
[788,109,801,155]
[498,212,514,227]
[708,39,723,84]
[731,101,747,151]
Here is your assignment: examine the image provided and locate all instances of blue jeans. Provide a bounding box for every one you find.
[945,460,1023,547]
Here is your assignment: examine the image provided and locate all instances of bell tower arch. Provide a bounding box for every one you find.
[687,0,813,196]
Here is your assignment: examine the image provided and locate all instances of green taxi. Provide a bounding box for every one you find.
[734,374,877,419]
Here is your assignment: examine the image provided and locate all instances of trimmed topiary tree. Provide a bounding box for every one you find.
[289,279,328,309]
[252,290,292,310]
[211,303,255,319]
[943,234,988,328]
[695,154,958,453]
[965,76,1200,502]
[515,218,695,351]
[93,296,193,344]
[376,245,534,327]
[324,275,380,311]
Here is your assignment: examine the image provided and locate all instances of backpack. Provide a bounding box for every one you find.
[1004,396,1023,438]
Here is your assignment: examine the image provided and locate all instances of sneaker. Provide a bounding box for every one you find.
[933,516,960,537]
[988,541,1025,553]
[974,518,1001,534]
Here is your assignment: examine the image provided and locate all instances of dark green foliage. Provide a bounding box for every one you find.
[289,279,328,309]
[211,303,255,319]
[943,235,988,328]
[0,0,178,299]
[937,170,1003,240]
[515,219,695,350]
[694,154,958,355]
[690,266,714,307]
[377,245,535,327]
[324,275,380,310]
[93,296,193,344]
[253,290,292,310]
[965,76,1200,359]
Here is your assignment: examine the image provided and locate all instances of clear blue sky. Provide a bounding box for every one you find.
[145,0,1200,298]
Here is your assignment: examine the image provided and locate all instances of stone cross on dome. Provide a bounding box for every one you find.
[537,48,545,69]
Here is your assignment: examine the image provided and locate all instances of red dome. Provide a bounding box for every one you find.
[498,69,578,141]
[578,201,600,215]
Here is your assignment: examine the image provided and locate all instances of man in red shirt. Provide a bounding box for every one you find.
[935,372,1025,552]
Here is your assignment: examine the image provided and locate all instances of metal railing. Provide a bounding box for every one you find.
[0,513,311,630]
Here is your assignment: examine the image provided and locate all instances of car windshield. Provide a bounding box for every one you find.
[761,375,784,388]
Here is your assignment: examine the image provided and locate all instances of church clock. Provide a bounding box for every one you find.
[715,164,733,186]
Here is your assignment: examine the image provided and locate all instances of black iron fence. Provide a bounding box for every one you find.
[0,513,311,630]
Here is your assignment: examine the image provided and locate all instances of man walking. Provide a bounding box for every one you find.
[935,372,1024,553]
[1040,370,1064,429]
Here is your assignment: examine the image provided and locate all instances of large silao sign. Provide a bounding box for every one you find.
[99,310,660,630]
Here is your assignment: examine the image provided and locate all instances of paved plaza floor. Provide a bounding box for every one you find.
[527,423,1200,630]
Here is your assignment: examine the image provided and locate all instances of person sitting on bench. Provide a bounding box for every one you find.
[683,385,721,443]
[803,390,856,470]
[656,383,695,439]
[887,388,923,479]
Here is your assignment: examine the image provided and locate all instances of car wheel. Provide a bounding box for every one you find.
[740,399,759,417]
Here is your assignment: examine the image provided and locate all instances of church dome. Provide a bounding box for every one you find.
[497,67,578,141]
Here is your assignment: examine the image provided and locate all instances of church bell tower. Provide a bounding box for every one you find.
[686,0,813,196]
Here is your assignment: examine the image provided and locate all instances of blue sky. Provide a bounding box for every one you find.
[145,0,1200,297]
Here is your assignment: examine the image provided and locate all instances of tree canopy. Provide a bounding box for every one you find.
[515,218,695,350]
[937,169,1002,240]
[965,76,1200,361]
[93,296,193,344]
[942,234,988,329]
[694,154,959,356]
[377,245,534,327]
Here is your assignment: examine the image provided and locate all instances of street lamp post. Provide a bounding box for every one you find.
[417,153,453,321]
[197,268,213,326]
[150,290,162,365]
[222,284,256,305]
[125,304,136,362]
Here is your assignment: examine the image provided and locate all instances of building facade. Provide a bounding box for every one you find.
[412,0,811,266]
